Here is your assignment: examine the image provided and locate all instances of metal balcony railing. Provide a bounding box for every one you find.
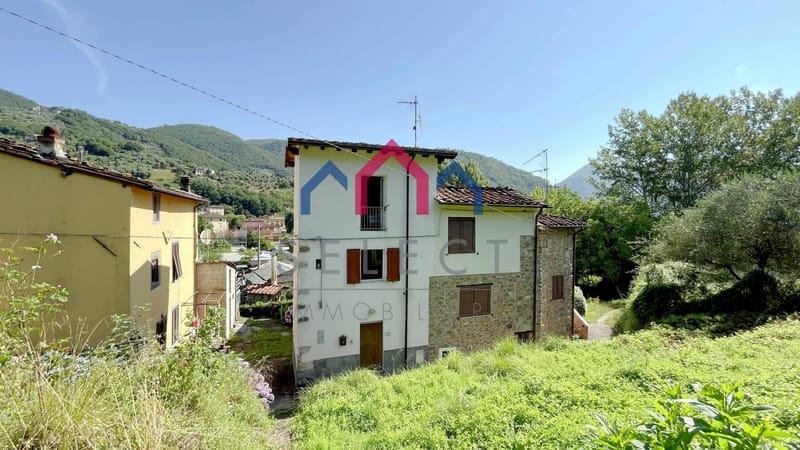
[360,206,385,231]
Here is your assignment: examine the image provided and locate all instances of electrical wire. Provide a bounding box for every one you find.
[0,6,546,224]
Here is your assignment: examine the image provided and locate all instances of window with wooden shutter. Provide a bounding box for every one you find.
[448,217,475,254]
[171,242,182,282]
[346,249,361,284]
[386,248,400,282]
[552,275,564,299]
[459,284,491,317]
[361,249,383,280]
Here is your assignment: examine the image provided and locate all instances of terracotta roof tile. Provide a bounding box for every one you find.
[537,214,589,229]
[0,137,206,202]
[436,186,549,208]
[285,137,458,167]
[243,283,285,296]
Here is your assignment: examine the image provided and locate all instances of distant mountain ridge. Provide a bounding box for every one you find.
[557,163,597,198]
[0,87,548,194]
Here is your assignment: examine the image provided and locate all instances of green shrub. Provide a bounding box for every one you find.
[699,269,781,314]
[631,283,683,323]
[0,239,274,448]
[590,382,799,448]
[574,286,587,317]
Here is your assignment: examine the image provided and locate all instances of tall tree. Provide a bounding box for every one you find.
[645,172,800,279]
[593,88,800,215]
[534,187,654,297]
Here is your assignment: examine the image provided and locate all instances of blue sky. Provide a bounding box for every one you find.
[1,1,798,181]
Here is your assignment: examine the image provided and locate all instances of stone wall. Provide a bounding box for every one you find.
[428,236,536,358]
[535,228,575,339]
[428,228,578,359]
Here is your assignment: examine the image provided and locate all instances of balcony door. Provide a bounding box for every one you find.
[360,176,384,230]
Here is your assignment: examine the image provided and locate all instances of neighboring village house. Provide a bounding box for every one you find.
[241,216,285,241]
[285,138,587,383]
[194,261,242,339]
[0,128,206,346]
[199,205,229,234]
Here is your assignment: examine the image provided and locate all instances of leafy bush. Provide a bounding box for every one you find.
[697,269,781,314]
[631,283,683,323]
[574,286,587,317]
[0,240,275,448]
[590,382,799,448]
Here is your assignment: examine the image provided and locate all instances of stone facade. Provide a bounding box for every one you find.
[428,236,536,357]
[535,228,576,339]
[429,229,578,358]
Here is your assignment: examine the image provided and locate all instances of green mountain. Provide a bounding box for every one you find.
[454,150,547,194]
[557,163,597,198]
[0,87,547,202]
[0,89,38,109]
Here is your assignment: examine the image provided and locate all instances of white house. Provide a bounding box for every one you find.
[286,138,586,384]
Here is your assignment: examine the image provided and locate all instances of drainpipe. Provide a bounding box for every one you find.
[403,155,414,369]
[532,207,543,341]
[571,231,576,337]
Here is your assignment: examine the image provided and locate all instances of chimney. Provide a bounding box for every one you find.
[179,176,191,192]
[37,126,66,158]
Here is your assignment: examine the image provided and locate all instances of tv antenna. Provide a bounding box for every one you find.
[524,148,549,198]
[397,96,421,148]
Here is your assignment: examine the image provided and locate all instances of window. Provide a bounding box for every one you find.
[361,249,383,280]
[552,274,564,300]
[345,248,400,284]
[171,242,183,282]
[459,284,491,317]
[448,217,475,254]
[152,194,161,223]
[360,176,385,230]
[150,251,160,290]
[171,305,180,345]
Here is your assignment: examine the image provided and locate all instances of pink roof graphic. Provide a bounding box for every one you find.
[354,139,429,215]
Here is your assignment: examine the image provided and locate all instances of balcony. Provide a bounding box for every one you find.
[360,206,385,231]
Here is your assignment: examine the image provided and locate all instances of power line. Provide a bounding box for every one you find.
[0,7,543,224]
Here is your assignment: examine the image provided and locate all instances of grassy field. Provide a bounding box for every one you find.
[584,298,626,323]
[229,318,293,359]
[293,320,800,449]
[147,168,176,186]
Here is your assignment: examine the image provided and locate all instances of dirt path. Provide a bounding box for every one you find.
[267,417,293,449]
[588,309,616,340]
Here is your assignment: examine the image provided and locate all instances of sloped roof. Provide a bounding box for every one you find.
[537,214,589,229]
[285,137,458,167]
[0,137,206,202]
[436,186,549,208]
[243,283,285,296]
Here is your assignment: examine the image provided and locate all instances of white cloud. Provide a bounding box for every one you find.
[735,65,747,74]
[40,0,109,93]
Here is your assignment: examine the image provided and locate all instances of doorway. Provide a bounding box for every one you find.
[359,322,383,368]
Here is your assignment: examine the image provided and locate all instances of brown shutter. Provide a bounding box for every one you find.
[459,287,474,317]
[448,219,459,253]
[462,218,475,252]
[477,285,491,314]
[346,249,361,284]
[386,248,400,282]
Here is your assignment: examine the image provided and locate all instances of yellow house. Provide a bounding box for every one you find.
[0,130,206,346]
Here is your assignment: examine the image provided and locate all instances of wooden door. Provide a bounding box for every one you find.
[359,322,383,368]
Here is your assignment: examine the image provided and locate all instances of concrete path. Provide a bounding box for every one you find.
[588,310,616,340]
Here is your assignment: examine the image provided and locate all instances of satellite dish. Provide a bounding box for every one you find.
[200,229,215,245]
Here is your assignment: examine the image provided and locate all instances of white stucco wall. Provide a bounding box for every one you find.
[292,146,441,371]
[431,205,538,276]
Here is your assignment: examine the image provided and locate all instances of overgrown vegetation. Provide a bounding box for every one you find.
[0,240,274,449]
[293,320,800,448]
